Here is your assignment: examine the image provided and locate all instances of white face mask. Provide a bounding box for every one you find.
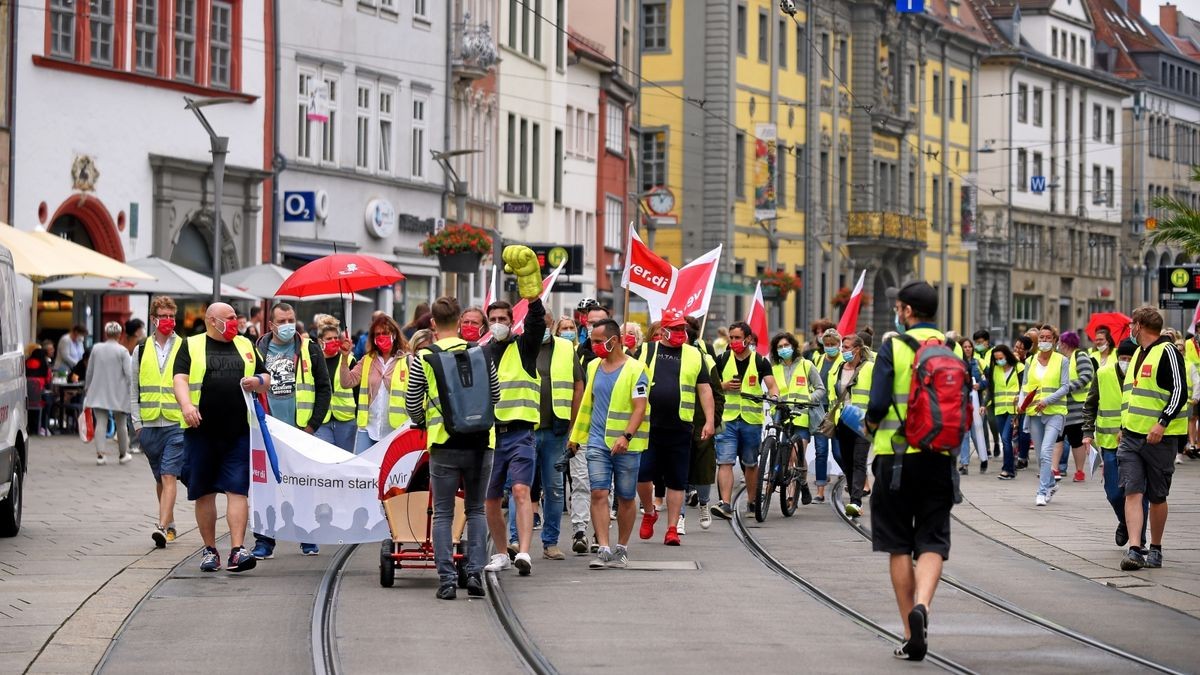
[1038,341,1053,353]
[490,322,511,341]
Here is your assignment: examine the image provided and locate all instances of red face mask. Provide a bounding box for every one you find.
[155,318,175,336]
[322,340,341,357]
[623,334,637,349]
[217,318,239,341]
[374,334,394,354]
[664,329,687,348]
[730,339,748,355]
[460,324,482,342]
[592,337,614,359]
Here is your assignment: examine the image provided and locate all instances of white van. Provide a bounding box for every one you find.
[0,244,27,536]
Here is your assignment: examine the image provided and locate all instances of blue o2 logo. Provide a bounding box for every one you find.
[896,0,924,12]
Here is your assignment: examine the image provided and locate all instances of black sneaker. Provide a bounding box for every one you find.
[894,604,928,661]
[572,531,588,555]
[1115,523,1128,547]
[437,583,457,600]
[686,490,699,507]
[227,546,257,573]
[1120,548,1146,571]
[1146,547,1163,569]
[1016,459,1029,470]
[959,465,969,476]
[710,502,733,520]
[980,460,988,474]
[151,526,167,549]
[800,482,813,505]
[466,574,485,597]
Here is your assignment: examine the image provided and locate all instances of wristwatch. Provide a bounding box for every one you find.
[623,432,633,441]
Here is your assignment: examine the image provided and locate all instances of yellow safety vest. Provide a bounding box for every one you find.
[1094,361,1123,450]
[827,359,874,425]
[355,352,410,429]
[721,353,765,425]
[1121,343,1188,436]
[872,327,958,456]
[773,359,814,427]
[1067,349,1089,405]
[547,336,576,422]
[255,337,317,427]
[990,363,1023,416]
[419,337,496,449]
[1023,352,1068,417]
[138,337,183,423]
[496,340,540,425]
[182,334,256,428]
[569,357,650,452]
[1186,339,1200,368]
[325,353,356,423]
[648,343,704,424]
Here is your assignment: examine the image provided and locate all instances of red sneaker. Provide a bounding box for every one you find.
[664,526,681,546]
[639,511,658,540]
[1073,470,1085,482]
[1052,469,1063,481]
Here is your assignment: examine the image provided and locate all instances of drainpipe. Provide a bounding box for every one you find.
[939,43,949,329]
[803,0,816,323]
[443,0,454,222]
[6,0,17,226]
[270,0,281,264]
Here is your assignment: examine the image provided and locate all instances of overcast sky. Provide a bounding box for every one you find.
[1136,0,1169,25]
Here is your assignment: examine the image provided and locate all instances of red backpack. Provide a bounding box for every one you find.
[894,334,973,453]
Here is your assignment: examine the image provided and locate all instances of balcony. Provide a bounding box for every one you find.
[452,15,497,83]
[847,212,928,249]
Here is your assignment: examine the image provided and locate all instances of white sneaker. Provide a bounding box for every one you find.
[1035,494,1047,507]
[699,506,713,530]
[96,455,107,466]
[514,551,532,576]
[484,553,511,572]
[118,453,133,465]
[676,515,687,535]
[1176,455,1184,465]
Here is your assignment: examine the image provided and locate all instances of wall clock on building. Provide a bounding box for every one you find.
[645,187,675,216]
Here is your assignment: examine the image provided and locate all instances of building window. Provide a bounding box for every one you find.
[89,0,116,67]
[605,196,624,251]
[297,71,315,161]
[778,19,787,69]
[838,38,848,81]
[932,175,941,228]
[777,146,787,208]
[1017,83,1027,124]
[533,0,543,62]
[50,0,76,58]
[174,0,197,82]
[320,77,339,164]
[948,77,955,120]
[795,25,806,73]
[1051,28,1058,58]
[521,0,531,54]
[908,64,917,105]
[356,85,372,170]
[736,4,747,56]
[818,151,828,205]
[1092,104,1101,141]
[554,128,563,203]
[209,0,233,89]
[932,72,941,115]
[821,33,830,79]
[757,9,768,62]
[1032,87,1043,127]
[1032,152,1043,185]
[378,89,394,173]
[1105,167,1114,207]
[414,0,428,20]
[642,1,667,51]
[640,129,666,192]
[380,0,396,10]
[531,122,541,200]
[555,0,564,68]
[605,102,625,154]
[1106,107,1114,144]
[1017,149,1027,191]
[519,119,528,195]
[794,146,806,207]
[411,95,427,178]
[735,132,746,199]
[134,0,157,74]
[1092,164,1101,204]
[908,169,916,213]
[508,0,518,48]
[838,155,848,213]
[1070,34,1077,63]
[506,114,516,193]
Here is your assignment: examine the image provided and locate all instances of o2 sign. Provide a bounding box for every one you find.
[896,0,923,11]
[284,191,316,222]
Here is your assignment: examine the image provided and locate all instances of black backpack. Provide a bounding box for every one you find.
[423,344,495,436]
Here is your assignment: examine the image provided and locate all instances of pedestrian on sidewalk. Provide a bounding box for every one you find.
[1119,307,1186,571]
[251,302,331,559]
[986,345,1022,480]
[172,302,269,573]
[568,303,611,551]
[830,333,873,517]
[85,322,133,466]
[131,297,186,547]
[569,318,650,570]
[313,317,359,453]
[1058,331,1095,482]
[864,281,962,662]
[1023,325,1070,507]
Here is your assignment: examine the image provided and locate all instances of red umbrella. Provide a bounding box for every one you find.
[1086,311,1132,344]
[275,254,404,298]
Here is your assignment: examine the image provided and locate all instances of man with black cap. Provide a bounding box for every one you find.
[864,280,962,662]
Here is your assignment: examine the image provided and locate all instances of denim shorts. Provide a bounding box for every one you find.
[715,419,763,466]
[586,445,641,500]
[487,429,537,500]
[140,425,185,479]
[184,431,250,499]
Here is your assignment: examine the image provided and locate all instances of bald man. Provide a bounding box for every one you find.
[173,302,271,573]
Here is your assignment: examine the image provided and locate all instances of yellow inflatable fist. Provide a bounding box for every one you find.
[503,245,543,300]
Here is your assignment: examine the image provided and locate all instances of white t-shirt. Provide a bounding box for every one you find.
[366,356,396,441]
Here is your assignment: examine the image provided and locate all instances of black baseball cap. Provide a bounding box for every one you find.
[886,281,939,318]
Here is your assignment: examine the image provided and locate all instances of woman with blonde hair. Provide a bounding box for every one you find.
[339,314,409,453]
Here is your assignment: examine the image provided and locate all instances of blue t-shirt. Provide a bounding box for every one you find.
[587,362,649,450]
[265,339,298,427]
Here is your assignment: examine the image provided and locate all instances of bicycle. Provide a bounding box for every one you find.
[744,393,817,523]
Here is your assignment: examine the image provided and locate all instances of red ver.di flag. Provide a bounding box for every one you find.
[621,227,675,310]
[664,244,723,319]
[747,281,770,357]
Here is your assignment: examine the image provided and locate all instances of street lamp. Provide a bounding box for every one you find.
[184,95,240,302]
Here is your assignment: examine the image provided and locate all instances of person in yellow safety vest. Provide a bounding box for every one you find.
[131,295,186,549]
[985,344,1023,480]
[1021,325,1071,506]
[768,331,822,508]
[622,322,646,362]
[251,302,332,559]
[171,302,270,574]
[636,310,715,547]
[313,317,359,452]
[1185,328,1200,458]
[480,259,550,577]
[1082,338,1147,550]
[568,318,651,570]
[710,321,779,520]
[810,328,842,502]
[339,314,409,455]
[1090,327,1113,368]
[828,333,874,517]
[1117,307,1187,572]
[404,296,501,600]
[972,329,1001,459]
[862,281,962,662]
[684,316,724,530]
[1056,331,1095,483]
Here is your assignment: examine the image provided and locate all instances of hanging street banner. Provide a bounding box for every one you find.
[754,123,778,222]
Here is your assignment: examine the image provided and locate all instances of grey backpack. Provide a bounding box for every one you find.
[424,344,495,436]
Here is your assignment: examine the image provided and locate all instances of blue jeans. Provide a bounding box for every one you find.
[508,429,567,547]
[1027,414,1064,497]
[314,419,357,453]
[1016,415,1031,461]
[586,445,641,500]
[430,448,493,586]
[715,419,763,466]
[996,414,1014,474]
[814,433,832,486]
[1102,449,1147,538]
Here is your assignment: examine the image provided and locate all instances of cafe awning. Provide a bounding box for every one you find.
[41,256,260,301]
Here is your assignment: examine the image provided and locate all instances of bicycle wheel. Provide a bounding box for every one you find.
[753,436,776,522]
[780,439,801,518]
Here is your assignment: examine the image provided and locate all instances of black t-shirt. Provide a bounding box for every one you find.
[174,336,267,438]
[649,345,712,428]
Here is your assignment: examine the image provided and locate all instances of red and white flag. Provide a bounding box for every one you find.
[1190,301,1200,335]
[836,270,867,338]
[747,281,770,356]
[479,259,566,344]
[483,264,498,309]
[621,227,676,310]
[662,244,722,320]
